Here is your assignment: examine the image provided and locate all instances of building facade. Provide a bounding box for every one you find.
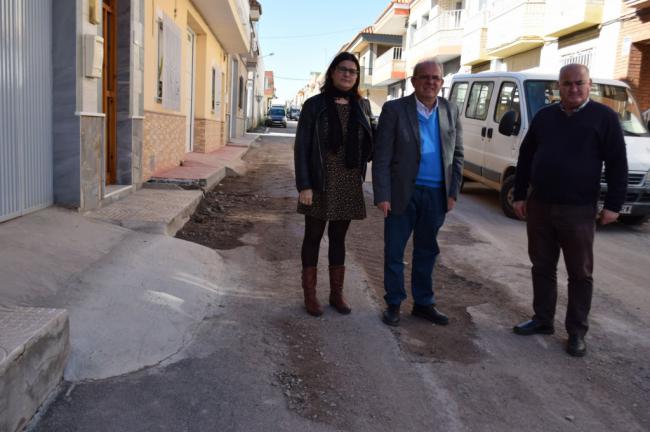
[1,0,263,223]
[304,0,650,114]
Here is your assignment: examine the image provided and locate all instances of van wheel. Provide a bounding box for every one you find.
[500,175,517,219]
[618,215,649,225]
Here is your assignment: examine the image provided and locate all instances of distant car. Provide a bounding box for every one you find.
[289,108,301,120]
[266,107,287,128]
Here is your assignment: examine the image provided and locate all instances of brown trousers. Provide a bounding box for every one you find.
[526,199,597,337]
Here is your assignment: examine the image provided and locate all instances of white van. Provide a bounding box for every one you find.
[449,72,650,224]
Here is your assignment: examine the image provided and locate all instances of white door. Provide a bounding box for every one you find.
[461,80,495,183]
[483,80,521,182]
[185,28,196,152]
[0,0,53,222]
[230,59,239,139]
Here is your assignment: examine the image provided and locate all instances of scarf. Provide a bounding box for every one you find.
[324,88,370,169]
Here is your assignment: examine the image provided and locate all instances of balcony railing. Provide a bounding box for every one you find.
[375,47,403,70]
[373,47,405,86]
[412,9,466,46]
[544,0,604,37]
[487,0,546,56]
[461,10,491,65]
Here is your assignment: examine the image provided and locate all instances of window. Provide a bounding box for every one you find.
[211,67,216,111]
[238,76,244,110]
[465,81,494,120]
[494,82,520,123]
[524,80,560,120]
[560,48,593,69]
[156,20,163,101]
[421,13,429,27]
[449,82,468,109]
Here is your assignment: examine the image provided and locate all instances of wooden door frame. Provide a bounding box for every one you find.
[102,0,118,184]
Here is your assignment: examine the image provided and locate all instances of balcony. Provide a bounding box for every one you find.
[461,10,492,66]
[486,0,546,58]
[373,1,410,35]
[372,47,406,86]
[412,9,466,46]
[193,0,252,54]
[625,0,650,8]
[544,0,603,37]
[408,9,465,69]
[360,67,373,89]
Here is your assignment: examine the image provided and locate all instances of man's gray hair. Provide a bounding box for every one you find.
[559,63,590,78]
[413,58,444,77]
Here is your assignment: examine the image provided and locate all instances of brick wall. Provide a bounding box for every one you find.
[614,7,650,111]
[142,111,186,180]
[193,118,225,153]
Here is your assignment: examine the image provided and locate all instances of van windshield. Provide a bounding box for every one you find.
[524,80,649,137]
[268,108,285,116]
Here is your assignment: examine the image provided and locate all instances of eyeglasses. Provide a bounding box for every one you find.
[336,66,359,76]
[414,75,442,82]
[560,80,588,87]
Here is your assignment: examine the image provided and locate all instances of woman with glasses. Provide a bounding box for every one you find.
[294,52,374,317]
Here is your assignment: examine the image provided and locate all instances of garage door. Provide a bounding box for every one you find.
[0,0,53,222]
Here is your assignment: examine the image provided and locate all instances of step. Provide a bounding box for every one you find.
[86,188,204,236]
[0,307,69,432]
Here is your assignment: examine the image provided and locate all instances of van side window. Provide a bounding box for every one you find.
[449,82,468,109]
[494,82,520,123]
[466,82,494,120]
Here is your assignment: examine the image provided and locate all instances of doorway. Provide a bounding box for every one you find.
[102,0,118,184]
[230,59,239,139]
[185,28,196,153]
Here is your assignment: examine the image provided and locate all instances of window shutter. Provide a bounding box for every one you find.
[162,13,181,111]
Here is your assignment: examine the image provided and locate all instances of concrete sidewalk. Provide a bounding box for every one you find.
[0,136,257,431]
[87,136,258,236]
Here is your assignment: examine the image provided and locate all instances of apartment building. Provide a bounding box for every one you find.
[263,71,276,111]
[342,1,410,113]
[615,1,650,111]
[405,0,466,95]
[458,0,650,112]
[0,0,263,223]
[315,0,649,114]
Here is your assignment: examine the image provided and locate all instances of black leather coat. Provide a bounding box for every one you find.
[294,93,374,192]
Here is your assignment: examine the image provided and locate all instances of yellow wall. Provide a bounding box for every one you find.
[143,0,228,123]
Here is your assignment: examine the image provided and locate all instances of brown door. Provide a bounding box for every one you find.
[102,0,117,184]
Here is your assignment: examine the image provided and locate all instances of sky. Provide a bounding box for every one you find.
[258,0,389,103]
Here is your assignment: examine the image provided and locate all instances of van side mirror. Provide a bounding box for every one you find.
[498,110,520,136]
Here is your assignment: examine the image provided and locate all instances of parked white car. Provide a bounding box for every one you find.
[449,72,650,224]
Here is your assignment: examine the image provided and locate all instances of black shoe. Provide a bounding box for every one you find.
[382,304,400,327]
[411,304,449,326]
[566,334,587,357]
[513,319,554,336]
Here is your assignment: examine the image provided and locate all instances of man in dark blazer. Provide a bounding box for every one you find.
[372,59,464,326]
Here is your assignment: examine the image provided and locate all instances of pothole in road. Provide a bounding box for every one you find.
[273,317,349,428]
[348,199,519,365]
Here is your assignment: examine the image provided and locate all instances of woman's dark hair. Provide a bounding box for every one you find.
[321,52,362,99]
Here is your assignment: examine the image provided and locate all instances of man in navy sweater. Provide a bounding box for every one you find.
[512,64,628,357]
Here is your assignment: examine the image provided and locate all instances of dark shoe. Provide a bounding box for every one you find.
[382,304,400,326]
[328,265,351,314]
[513,319,554,336]
[411,304,449,326]
[566,334,587,357]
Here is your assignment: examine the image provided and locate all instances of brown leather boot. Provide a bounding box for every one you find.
[329,265,351,314]
[302,267,323,317]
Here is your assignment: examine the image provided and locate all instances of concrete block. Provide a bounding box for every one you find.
[0,307,69,432]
